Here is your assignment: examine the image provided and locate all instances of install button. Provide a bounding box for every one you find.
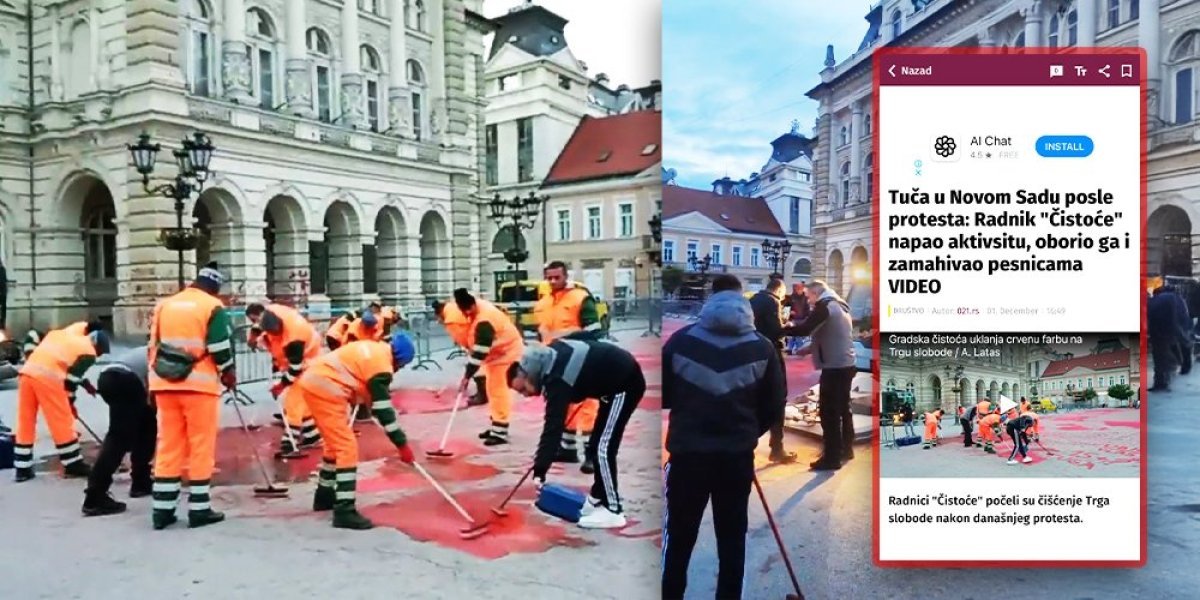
[1035,135,1094,157]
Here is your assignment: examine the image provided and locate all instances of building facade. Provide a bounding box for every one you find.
[481,2,660,297]
[0,0,491,339]
[880,346,1029,414]
[1036,348,1135,402]
[540,110,661,302]
[662,184,789,292]
[806,0,1200,316]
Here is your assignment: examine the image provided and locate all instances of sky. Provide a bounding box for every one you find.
[481,0,661,89]
[663,1,873,189]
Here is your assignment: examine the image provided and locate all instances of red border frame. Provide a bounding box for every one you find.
[870,46,1148,569]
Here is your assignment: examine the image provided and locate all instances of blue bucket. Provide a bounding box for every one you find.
[535,483,586,523]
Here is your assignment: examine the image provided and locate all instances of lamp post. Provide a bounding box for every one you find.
[488,190,546,277]
[643,212,663,338]
[944,364,965,409]
[127,131,215,289]
[761,238,792,279]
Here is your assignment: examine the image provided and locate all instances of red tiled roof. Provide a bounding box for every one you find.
[1040,349,1130,378]
[662,185,786,236]
[543,111,661,186]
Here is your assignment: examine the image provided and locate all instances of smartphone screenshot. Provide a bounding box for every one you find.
[873,49,1146,566]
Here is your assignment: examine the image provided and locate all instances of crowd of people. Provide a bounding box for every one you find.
[661,273,857,599]
[5,261,646,532]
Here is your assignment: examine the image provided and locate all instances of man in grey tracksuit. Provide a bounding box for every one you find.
[786,279,857,471]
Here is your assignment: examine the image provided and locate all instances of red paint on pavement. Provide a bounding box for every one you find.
[1058,424,1089,431]
[361,487,592,559]
[359,451,501,493]
[609,518,662,541]
[1103,420,1140,429]
[390,386,458,415]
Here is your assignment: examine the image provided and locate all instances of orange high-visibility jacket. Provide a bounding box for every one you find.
[298,340,393,403]
[975,400,991,418]
[261,303,321,372]
[148,287,228,395]
[62,321,89,337]
[468,299,523,366]
[535,287,589,343]
[326,312,357,345]
[19,329,97,393]
[441,302,471,348]
[346,317,385,343]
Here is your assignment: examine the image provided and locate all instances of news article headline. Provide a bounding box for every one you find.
[884,187,1131,294]
[886,493,1111,527]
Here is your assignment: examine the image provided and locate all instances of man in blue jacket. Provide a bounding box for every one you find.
[661,274,786,600]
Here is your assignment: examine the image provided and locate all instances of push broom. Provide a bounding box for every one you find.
[272,390,306,460]
[230,390,289,498]
[425,389,465,460]
[488,403,587,518]
[411,460,489,539]
[753,476,804,600]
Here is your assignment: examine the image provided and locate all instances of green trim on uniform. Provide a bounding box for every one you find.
[465,321,495,379]
[65,356,97,393]
[206,307,235,373]
[368,373,408,447]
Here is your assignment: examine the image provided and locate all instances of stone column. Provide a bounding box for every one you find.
[89,2,101,91]
[1076,0,1097,47]
[429,0,448,141]
[1140,0,1161,126]
[222,0,253,103]
[50,7,63,101]
[208,222,269,302]
[340,0,366,129]
[405,236,424,304]
[828,113,839,206]
[849,102,863,204]
[285,0,315,118]
[1022,1,1042,47]
[387,0,411,136]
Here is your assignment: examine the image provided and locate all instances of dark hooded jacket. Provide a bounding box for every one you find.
[662,290,786,454]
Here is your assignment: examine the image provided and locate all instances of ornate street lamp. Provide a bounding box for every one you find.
[489,190,546,273]
[761,238,792,278]
[128,131,215,289]
[687,253,712,276]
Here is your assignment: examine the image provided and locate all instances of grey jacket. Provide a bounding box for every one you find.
[788,290,856,370]
[104,345,150,388]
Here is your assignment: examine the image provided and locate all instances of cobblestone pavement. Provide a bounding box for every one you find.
[0,330,662,599]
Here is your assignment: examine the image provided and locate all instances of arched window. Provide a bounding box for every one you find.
[408,0,427,33]
[408,59,426,139]
[864,152,874,201]
[361,45,383,131]
[890,10,902,39]
[83,196,117,281]
[1067,10,1078,46]
[1170,31,1200,124]
[307,27,334,122]
[886,378,897,391]
[248,8,277,110]
[840,162,851,204]
[1048,14,1060,48]
[792,258,812,278]
[184,0,214,96]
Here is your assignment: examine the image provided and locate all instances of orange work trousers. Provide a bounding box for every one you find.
[297,384,357,468]
[923,418,938,442]
[484,360,515,425]
[282,385,314,429]
[979,415,999,443]
[15,375,81,461]
[154,391,220,482]
[565,398,599,434]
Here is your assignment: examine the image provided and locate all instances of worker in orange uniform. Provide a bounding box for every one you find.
[534,261,602,473]
[972,398,991,448]
[920,408,944,449]
[453,288,524,446]
[978,407,1001,454]
[147,262,236,530]
[345,309,385,343]
[20,320,102,360]
[292,334,417,529]
[325,309,359,350]
[246,302,323,457]
[1020,406,1041,441]
[434,297,487,406]
[12,326,110,482]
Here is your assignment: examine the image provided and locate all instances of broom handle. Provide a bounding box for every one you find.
[435,391,465,451]
[412,461,475,523]
[753,476,804,599]
[498,401,587,511]
[275,390,300,446]
[231,396,276,485]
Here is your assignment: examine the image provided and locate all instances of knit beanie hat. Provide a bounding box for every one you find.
[517,343,555,391]
[196,262,224,293]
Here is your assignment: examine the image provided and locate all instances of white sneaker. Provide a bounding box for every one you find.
[579,496,602,518]
[1022,457,1033,464]
[1006,459,1018,465]
[577,506,627,529]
